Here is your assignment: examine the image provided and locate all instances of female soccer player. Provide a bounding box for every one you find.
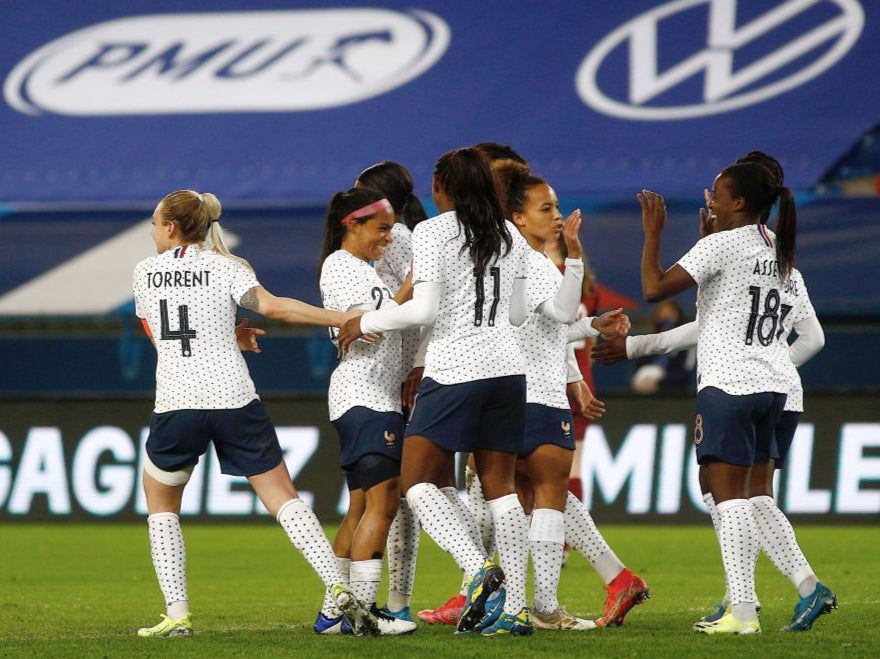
[638,160,800,635]
[338,147,534,636]
[132,190,376,637]
[354,161,427,623]
[596,151,835,633]
[493,160,643,630]
[315,186,416,635]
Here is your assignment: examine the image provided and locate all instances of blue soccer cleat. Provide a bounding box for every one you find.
[480,607,534,637]
[456,560,505,633]
[781,582,837,632]
[313,611,353,635]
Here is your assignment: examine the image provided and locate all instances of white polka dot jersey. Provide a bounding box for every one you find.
[132,244,259,413]
[677,225,797,396]
[514,250,570,408]
[411,212,529,384]
[320,249,403,420]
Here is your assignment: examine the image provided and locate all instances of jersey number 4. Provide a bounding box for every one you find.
[160,299,197,356]
[745,286,791,346]
[474,267,500,327]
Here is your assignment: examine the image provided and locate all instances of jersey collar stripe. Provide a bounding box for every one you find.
[757,223,773,248]
[174,245,188,258]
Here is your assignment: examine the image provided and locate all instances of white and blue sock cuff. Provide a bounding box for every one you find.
[529,508,565,544]
[486,492,522,518]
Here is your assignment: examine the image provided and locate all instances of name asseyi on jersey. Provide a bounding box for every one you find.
[145,270,210,288]
[753,259,778,277]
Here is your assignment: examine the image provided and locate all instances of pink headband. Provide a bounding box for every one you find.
[340,198,392,228]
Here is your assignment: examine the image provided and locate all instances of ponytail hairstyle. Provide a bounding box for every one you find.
[318,186,388,270]
[156,189,253,270]
[433,147,511,274]
[356,160,427,231]
[721,162,796,280]
[736,151,785,223]
[491,159,547,218]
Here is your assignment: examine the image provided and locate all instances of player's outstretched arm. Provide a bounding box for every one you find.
[240,286,355,328]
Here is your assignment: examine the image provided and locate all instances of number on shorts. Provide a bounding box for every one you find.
[473,267,500,327]
[745,285,792,346]
[159,299,197,356]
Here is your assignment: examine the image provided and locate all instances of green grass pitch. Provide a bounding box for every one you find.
[0,523,876,657]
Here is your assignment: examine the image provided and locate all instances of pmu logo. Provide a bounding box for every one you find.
[4,9,449,116]
[576,0,864,120]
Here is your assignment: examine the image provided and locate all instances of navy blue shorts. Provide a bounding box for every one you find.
[344,452,402,492]
[405,375,526,453]
[694,387,786,467]
[332,406,404,470]
[519,404,576,458]
[147,399,282,477]
[774,410,801,469]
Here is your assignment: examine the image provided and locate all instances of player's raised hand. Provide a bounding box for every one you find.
[561,209,583,260]
[638,189,667,239]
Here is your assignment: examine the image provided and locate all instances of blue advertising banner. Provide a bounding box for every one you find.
[0,0,876,204]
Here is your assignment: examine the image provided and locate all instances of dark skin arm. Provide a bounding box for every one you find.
[638,190,697,302]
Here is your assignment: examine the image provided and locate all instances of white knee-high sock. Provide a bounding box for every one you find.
[321,556,351,616]
[441,486,484,555]
[703,491,730,605]
[488,494,529,614]
[386,497,420,611]
[147,512,189,619]
[406,482,485,576]
[750,495,817,597]
[563,492,623,584]
[276,498,344,590]
[716,498,759,621]
[465,465,495,556]
[530,508,565,615]
[350,558,383,608]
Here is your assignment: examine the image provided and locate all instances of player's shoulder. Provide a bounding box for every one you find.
[413,211,457,236]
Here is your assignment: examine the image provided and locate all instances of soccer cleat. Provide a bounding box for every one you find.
[379,605,415,623]
[480,607,534,637]
[456,560,506,633]
[697,603,727,625]
[781,582,837,632]
[532,606,597,631]
[331,583,379,637]
[372,605,417,635]
[693,611,760,635]
[594,568,650,627]
[313,611,353,635]
[137,613,193,638]
[418,594,466,625]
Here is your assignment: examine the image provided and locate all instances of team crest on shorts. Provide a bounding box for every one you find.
[694,413,704,446]
[384,430,396,449]
[561,420,571,439]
